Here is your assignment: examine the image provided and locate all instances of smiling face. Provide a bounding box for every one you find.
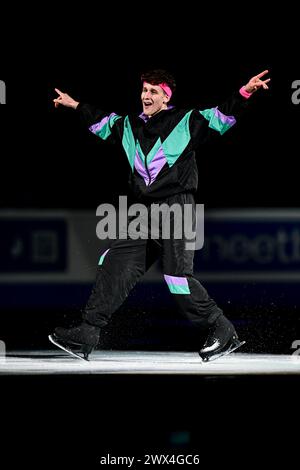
[141,82,170,117]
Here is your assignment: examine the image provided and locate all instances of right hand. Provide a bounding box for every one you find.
[53,88,79,109]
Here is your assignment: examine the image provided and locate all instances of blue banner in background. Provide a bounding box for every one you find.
[194,210,300,281]
[0,219,67,272]
[1,209,300,308]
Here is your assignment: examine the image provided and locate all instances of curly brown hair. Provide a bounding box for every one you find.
[140,69,176,93]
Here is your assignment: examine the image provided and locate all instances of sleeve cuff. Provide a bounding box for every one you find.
[75,102,83,111]
[239,86,252,99]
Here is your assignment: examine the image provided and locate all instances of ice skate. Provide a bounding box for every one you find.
[199,315,245,362]
[49,321,100,361]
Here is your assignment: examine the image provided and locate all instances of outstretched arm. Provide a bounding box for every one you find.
[53,88,124,145]
[53,88,79,109]
[190,69,271,145]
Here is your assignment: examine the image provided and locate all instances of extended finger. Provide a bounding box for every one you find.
[256,70,269,79]
[260,78,271,89]
[55,88,64,96]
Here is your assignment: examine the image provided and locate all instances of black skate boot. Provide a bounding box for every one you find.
[49,321,100,361]
[199,315,245,362]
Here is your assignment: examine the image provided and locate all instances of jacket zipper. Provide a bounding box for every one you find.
[144,154,151,185]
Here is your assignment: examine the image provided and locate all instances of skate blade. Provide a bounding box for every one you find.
[48,335,87,361]
[200,340,246,363]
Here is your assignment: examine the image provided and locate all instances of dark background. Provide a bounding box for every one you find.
[0,6,299,339]
[0,8,299,463]
[0,11,299,211]
[1,18,299,350]
[1,46,299,210]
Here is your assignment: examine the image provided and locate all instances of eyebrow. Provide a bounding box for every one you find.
[143,86,159,93]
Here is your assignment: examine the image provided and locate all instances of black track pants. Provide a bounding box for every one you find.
[83,193,222,329]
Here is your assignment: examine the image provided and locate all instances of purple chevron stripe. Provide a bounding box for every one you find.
[134,146,167,186]
[134,150,150,185]
[164,275,189,286]
[148,146,167,185]
[214,108,236,126]
[89,113,117,134]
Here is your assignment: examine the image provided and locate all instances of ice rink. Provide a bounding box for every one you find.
[1,350,300,375]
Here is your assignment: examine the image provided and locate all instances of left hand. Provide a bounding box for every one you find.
[244,70,271,94]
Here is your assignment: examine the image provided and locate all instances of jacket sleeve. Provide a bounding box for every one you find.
[189,90,251,147]
[76,102,124,144]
